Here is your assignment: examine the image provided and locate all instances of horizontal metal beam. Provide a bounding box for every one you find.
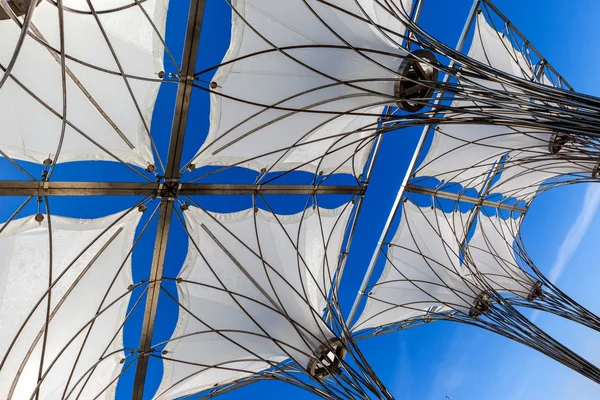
[181,183,364,196]
[0,181,154,196]
[0,181,363,196]
[405,184,528,213]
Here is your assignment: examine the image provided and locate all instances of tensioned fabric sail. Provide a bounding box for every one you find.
[482,24,596,199]
[0,0,168,167]
[416,13,596,197]
[465,214,536,299]
[424,199,473,244]
[352,202,481,333]
[490,153,596,201]
[415,13,550,190]
[0,210,141,399]
[156,203,353,399]
[191,0,412,176]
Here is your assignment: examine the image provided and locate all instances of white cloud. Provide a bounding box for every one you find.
[548,184,600,284]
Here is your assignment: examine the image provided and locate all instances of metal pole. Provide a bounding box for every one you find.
[131,1,206,398]
[346,0,482,326]
[406,0,424,49]
[0,181,363,196]
[404,184,527,213]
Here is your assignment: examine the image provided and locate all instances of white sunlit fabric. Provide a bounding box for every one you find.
[465,214,536,299]
[0,210,141,399]
[352,202,481,333]
[0,0,168,167]
[192,0,413,176]
[491,152,596,201]
[448,206,476,244]
[156,203,353,399]
[415,13,550,190]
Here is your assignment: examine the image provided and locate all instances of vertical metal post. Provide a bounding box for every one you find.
[346,0,482,326]
[131,1,206,398]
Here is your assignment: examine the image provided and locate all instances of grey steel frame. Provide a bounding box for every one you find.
[130,0,207,398]
[404,184,527,213]
[0,181,364,197]
[0,0,582,397]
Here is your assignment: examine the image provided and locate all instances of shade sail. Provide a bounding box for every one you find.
[0,0,168,167]
[448,206,476,244]
[0,210,141,399]
[469,13,534,81]
[417,124,550,190]
[156,203,353,399]
[491,152,596,200]
[191,0,413,176]
[415,13,550,190]
[352,202,481,333]
[465,214,536,299]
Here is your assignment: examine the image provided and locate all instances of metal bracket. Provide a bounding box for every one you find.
[159,180,180,200]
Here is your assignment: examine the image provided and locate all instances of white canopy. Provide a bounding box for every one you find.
[156,203,353,399]
[191,0,413,176]
[491,152,596,200]
[0,0,168,167]
[417,124,550,190]
[465,214,536,299]
[445,206,474,244]
[468,13,535,81]
[352,202,481,333]
[416,13,593,198]
[415,13,549,190]
[0,210,141,399]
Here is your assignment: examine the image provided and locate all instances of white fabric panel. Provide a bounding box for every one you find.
[492,152,596,200]
[417,124,549,189]
[192,0,412,175]
[470,20,594,201]
[0,0,168,167]
[156,204,353,399]
[449,207,476,245]
[470,13,536,82]
[466,215,536,298]
[352,203,481,333]
[416,13,545,189]
[0,210,140,399]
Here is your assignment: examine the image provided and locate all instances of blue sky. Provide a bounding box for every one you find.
[1,0,599,399]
